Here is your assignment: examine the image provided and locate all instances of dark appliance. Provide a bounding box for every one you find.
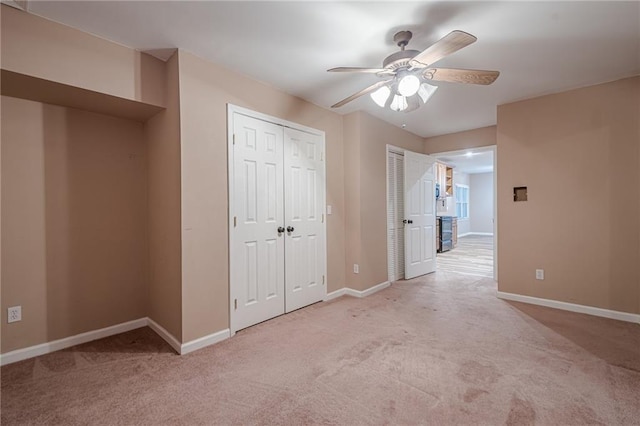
[438,216,453,253]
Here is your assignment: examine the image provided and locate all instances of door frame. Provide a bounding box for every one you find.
[227,104,327,336]
[429,145,498,281]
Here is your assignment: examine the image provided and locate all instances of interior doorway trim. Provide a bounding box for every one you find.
[428,145,497,281]
[227,104,327,336]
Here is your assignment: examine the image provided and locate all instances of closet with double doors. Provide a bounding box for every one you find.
[228,106,327,333]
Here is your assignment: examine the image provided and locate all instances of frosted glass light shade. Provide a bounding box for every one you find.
[370,86,391,107]
[398,74,421,97]
[418,83,438,103]
[390,95,407,112]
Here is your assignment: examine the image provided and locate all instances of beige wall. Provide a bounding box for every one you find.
[177,50,346,341]
[497,76,640,314]
[469,172,494,234]
[144,53,183,340]
[344,112,424,290]
[1,5,166,107]
[343,113,362,290]
[1,96,148,352]
[424,126,496,154]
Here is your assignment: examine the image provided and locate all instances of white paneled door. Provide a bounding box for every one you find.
[284,128,326,312]
[404,150,436,279]
[232,113,286,331]
[230,109,326,332]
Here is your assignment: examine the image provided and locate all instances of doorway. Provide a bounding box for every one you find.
[386,145,437,282]
[432,146,497,280]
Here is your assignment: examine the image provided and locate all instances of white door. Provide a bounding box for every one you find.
[387,150,405,281]
[283,127,326,312]
[404,151,436,279]
[231,113,286,331]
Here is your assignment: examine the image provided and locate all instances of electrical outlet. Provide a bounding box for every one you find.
[536,269,544,280]
[8,306,21,323]
[353,264,359,274]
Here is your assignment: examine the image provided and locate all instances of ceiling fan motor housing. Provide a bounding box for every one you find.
[382,49,421,69]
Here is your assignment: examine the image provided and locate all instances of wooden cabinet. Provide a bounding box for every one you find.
[445,167,454,197]
[435,162,453,198]
[452,217,458,248]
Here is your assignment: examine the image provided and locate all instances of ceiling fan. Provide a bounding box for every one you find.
[328,30,500,112]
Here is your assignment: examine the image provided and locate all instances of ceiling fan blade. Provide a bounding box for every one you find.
[425,68,500,85]
[328,67,393,74]
[409,30,477,68]
[331,79,392,108]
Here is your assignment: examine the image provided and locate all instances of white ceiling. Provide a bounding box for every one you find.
[23,1,640,138]
[433,147,494,174]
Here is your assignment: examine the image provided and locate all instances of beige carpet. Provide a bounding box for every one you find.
[2,272,639,425]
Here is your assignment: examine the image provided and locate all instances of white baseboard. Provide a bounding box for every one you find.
[324,288,347,301]
[146,317,182,354]
[0,318,148,366]
[323,281,391,301]
[180,329,230,355]
[1,317,234,365]
[347,281,391,298]
[497,291,640,324]
[459,232,493,237]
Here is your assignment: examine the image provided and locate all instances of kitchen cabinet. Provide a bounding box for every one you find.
[435,162,454,199]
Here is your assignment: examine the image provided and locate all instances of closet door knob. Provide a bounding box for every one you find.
[277,226,285,235]
[287,226,294,233]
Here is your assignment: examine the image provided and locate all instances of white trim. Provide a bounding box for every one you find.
[180,329,230,355]
[0,318,147,366]
[459,232,494,237]
[324,288,347,301]
[351,281,393,298]
[323,281,392,301]
[497,291,640,324]
[347,281,391,298]
[228,104,325,138]
[0,318,236,365]
[146,317,182,354]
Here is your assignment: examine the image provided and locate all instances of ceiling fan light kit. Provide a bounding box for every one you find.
[397,71,421,97]
[329,29,500,113]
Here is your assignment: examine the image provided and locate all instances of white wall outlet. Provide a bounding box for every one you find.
[8,306,21,323]
[535,269,544,280]
[353,264,359,274]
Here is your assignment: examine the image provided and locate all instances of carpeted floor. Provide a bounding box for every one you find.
[2,272,639,425]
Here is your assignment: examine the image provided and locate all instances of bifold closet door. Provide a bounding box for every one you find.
[283,127,326,312]
[232,113,286,332]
